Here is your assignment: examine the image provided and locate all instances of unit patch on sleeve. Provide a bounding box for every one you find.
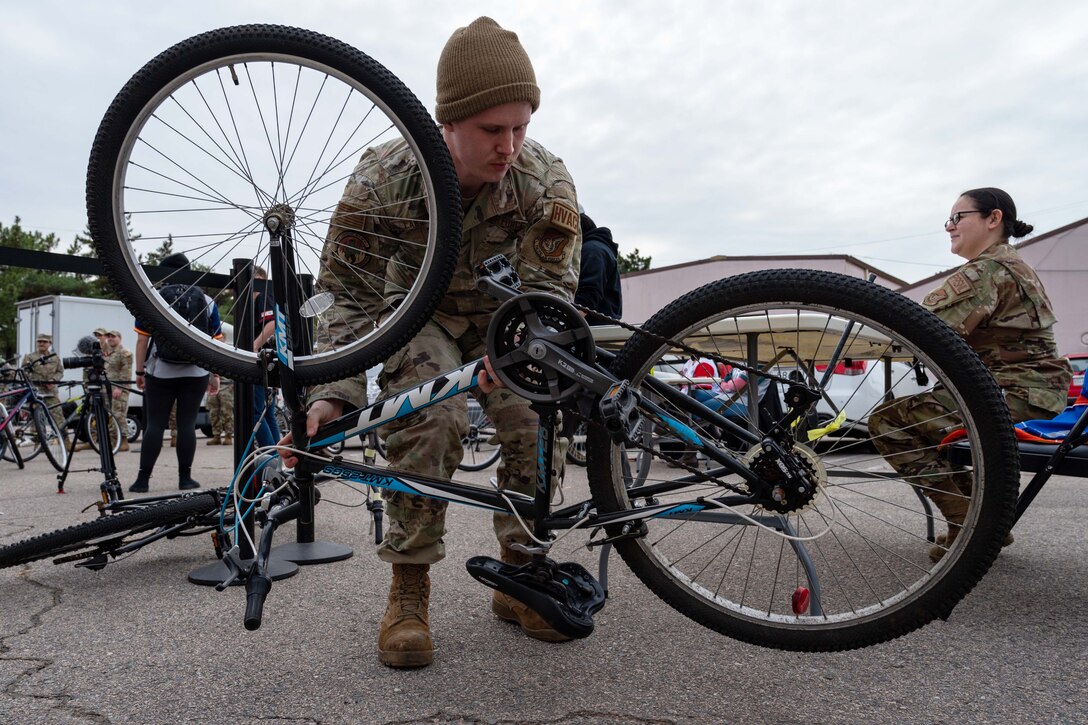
[534,229,573,264]
[922,289,948,307]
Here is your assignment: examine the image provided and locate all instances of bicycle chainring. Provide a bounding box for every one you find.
[485,293,596,404]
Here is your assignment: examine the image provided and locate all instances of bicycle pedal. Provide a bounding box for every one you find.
[465,555,605,639]
[73,553,110,571]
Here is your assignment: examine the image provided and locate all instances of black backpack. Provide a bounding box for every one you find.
[150,284,213,365]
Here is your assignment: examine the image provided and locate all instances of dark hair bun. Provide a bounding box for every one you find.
[1009,220,1034,238]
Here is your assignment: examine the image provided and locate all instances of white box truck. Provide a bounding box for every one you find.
[15,295,232,441]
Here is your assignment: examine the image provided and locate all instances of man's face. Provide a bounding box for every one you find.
[36,340,50,352]
[106,333,120,349]
[441,101,532,197]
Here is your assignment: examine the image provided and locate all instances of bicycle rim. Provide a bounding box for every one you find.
[587,269,1019,651]
[87,25,461,384]
[85,411,123,455]
[34,403,68,472]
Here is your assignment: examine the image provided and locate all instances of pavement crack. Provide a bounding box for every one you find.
[383,711,686,725]
[0,567,111,724]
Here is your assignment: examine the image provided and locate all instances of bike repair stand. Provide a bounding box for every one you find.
[263,217,351,565]
[190,259,299,585]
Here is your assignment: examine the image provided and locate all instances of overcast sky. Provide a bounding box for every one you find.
[2,0,1086,284]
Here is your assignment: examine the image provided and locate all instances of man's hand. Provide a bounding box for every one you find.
[208,374,220,396]
[278,398,345,467]
[112,387,122,400]
[477,355,505,394]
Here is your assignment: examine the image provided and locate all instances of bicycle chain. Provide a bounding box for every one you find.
[559,300,767,495]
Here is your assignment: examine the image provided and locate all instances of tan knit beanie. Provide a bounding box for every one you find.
[435,17,540,123]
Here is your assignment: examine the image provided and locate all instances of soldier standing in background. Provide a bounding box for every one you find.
[205,378,234,446]
[104,330,133,452]
[281,17,581,669]
[870,187,1070,562]
[22,332,66,440]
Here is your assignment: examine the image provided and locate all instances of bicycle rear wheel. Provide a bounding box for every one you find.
[587,269,1019,652]
[32,402,68,472]
[0,491,222,569]
[84,410,123,455]
[86,24,462,384]
[458,400,501,472]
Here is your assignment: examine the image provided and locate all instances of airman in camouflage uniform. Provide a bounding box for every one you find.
[304,17,580,668]
[22,333,66,436]
[104,330,134,451]
[871,189,1070,561]
[205,378,234,445]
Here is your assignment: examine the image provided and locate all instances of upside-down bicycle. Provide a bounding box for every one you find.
[0,25,1020,652]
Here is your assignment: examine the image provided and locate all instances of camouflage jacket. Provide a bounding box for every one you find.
[21,351,63,395]
[312,136,580,408]
[922,241,1071,409]
[105,345,134,385]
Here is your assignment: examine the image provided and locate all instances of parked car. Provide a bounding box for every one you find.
[1065,353,1088,404]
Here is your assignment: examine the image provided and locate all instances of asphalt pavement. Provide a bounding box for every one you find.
[1,436,1086,725]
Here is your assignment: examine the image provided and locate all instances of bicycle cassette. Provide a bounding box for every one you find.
[485,293,596,403]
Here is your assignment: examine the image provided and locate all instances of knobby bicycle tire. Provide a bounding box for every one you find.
[86,24,462,384]
[0,491,222,569]
[587,269,1019,652]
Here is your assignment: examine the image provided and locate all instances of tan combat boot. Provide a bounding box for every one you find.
[170,434,177,448]
[927,482,972,563]
[222,435,233,446]
[378,563,433,668]
[491,546,572,643]
[206,435,222,446]
[119,438,130,452]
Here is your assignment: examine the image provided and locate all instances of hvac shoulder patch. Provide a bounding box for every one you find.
[549,201,580,235]
[947,272,972,295]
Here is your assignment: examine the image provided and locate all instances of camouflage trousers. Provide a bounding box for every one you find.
[109,392,129,445]
[375,317,565,565]
[207,383,234,436]
[870,385,1062,500]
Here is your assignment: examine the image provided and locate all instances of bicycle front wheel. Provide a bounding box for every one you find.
[1,405,42,462]
[87,25,462,384]
[587,269,1019,652]
[0,491,222,569]
[0,403,25,468]
[32,402,68,472]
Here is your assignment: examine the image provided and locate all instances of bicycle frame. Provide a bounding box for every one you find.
[289,355,778,539]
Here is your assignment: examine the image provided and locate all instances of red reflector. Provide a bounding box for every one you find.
[792,586,810,615]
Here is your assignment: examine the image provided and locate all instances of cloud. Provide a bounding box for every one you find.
[2,0,1087,282]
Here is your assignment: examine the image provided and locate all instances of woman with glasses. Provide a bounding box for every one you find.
[870,187,1070,561]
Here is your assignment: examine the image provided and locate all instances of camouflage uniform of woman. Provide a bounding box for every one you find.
[286,17,580,668]
[870,187,1070,561]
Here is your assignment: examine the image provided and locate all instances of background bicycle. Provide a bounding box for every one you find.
[0,357,69,470]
